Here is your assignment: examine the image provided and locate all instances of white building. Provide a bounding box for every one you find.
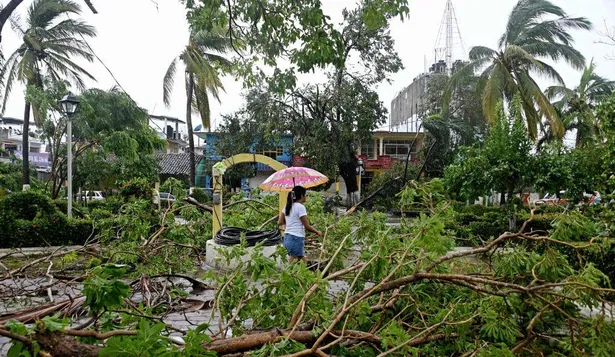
[0,117,47,155]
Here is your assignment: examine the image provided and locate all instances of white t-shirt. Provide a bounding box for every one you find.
[284,202,307,237]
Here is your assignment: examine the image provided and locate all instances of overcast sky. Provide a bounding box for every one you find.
[1,0,614,132]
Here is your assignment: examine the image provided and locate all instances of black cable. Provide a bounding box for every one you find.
[215,227,282,247]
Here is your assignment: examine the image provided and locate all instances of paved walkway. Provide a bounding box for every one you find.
[0,275,351,353]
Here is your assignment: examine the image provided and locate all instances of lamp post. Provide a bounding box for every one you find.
[59,92,79,218]
[356,158,364,202]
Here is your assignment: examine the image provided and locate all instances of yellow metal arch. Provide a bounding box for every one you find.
[222,153,288,172]
[212,153,288,238]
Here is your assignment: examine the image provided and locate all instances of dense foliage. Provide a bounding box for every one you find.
[449,0,592,138]
[0,0,96,186]
[5,182,615,357]
[184,0,409,92]
[0,191,92,248]
[444,99,534,204]
[2,1,615,356]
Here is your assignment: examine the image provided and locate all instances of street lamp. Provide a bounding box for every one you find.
[356,158,364,202]
[59,92,79,218]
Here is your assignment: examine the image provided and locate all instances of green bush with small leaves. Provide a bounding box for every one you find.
[0,191,93,248]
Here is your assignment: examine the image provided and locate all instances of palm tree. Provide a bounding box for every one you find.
[448,0,591,139]
[544,60,615,147]
[163,29,232,187]
[0,0,96,187]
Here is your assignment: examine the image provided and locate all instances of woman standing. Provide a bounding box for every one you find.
[277,186,322,264]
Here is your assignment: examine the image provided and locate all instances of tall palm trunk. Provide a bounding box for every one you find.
[0,0,24,43]
[186,74,196,187]
[22,101,31,187]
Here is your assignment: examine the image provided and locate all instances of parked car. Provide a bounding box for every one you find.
[534,191,568,206]
[153,192,176,205]
[580,191,601,205]
[534,191,601,206]
[79,191,105,202]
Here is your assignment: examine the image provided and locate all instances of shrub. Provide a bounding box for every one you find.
[449,205,509,245]
[52,198,68,213]
[161,177,187,199]
[0,191,56,220]
[0,192,93,248]
[119,178,153,201]
[364,162,419,212]
[190,188,211,204]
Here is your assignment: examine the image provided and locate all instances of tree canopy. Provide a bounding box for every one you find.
[184,0,409,92]
[448,0,592,139]
[444,98,534,203]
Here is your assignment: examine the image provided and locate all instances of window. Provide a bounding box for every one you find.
[363,142,376,159]
[383,139,414,159]
[258,146,284,159]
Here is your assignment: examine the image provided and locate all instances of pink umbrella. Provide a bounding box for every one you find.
[259,167,329,192]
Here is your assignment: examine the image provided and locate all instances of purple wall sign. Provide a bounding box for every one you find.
[14,150,50,169]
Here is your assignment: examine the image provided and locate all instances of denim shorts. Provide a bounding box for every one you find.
[283,233,305,257]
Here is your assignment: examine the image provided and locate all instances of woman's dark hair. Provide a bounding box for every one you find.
[285,186,307,215]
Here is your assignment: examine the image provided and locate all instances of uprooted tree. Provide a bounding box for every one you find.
[2,181,615,356]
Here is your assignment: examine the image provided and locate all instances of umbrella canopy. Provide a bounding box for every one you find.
[259,167,329,192]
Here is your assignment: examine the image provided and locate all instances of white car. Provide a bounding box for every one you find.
[153,192,176,205]
[80,191,105,202]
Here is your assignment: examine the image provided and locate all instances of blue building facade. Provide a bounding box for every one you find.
[195,132,294,189]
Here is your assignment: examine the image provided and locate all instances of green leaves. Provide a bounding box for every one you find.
[37,316,70,332]
[479,301,522,344]
[185,0,407,93]
[100,319,205,357]
[83,264,131,314]
[450,0,592,138]
[444,97,534,204]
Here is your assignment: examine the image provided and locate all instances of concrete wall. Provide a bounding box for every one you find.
[390,74,431,129]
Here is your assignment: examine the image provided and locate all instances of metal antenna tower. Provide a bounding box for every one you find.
[434,0,466,75]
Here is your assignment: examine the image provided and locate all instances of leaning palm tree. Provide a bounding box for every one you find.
[543,60,615,147]
[0,0,96,187]
[447,0,592,139]
[163,29,232,187]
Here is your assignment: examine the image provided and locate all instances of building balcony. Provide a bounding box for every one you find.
[0,129,43,144]
[360,155,395,170]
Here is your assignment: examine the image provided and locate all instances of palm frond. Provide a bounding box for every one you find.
[42,53,95,90]
[191,28,234,54]
[443,56,491,118]
[517,70,562,138]
[482,62,507,124]
[518,17,592,46]
[163,57,178,107]
[0,50,23,114]
[27,0,81,29]
[544,85,574,101]
[500,0,568,47]
[193,79,211,130]
[45,18,97,39]
[9,13,25,35]
[530,60,565,86]
[522,40,585,70]
[504,44,541,67]
[46,52,95,80]
[468,46,497,61]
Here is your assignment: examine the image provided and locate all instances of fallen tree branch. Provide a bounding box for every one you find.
[183,197,213,212]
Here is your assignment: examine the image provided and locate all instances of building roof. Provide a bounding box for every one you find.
[0,116,36,126]
[150,114,185,124]
[156,153,204,176]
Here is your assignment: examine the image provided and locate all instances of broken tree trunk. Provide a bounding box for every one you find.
[16,328,382,356]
